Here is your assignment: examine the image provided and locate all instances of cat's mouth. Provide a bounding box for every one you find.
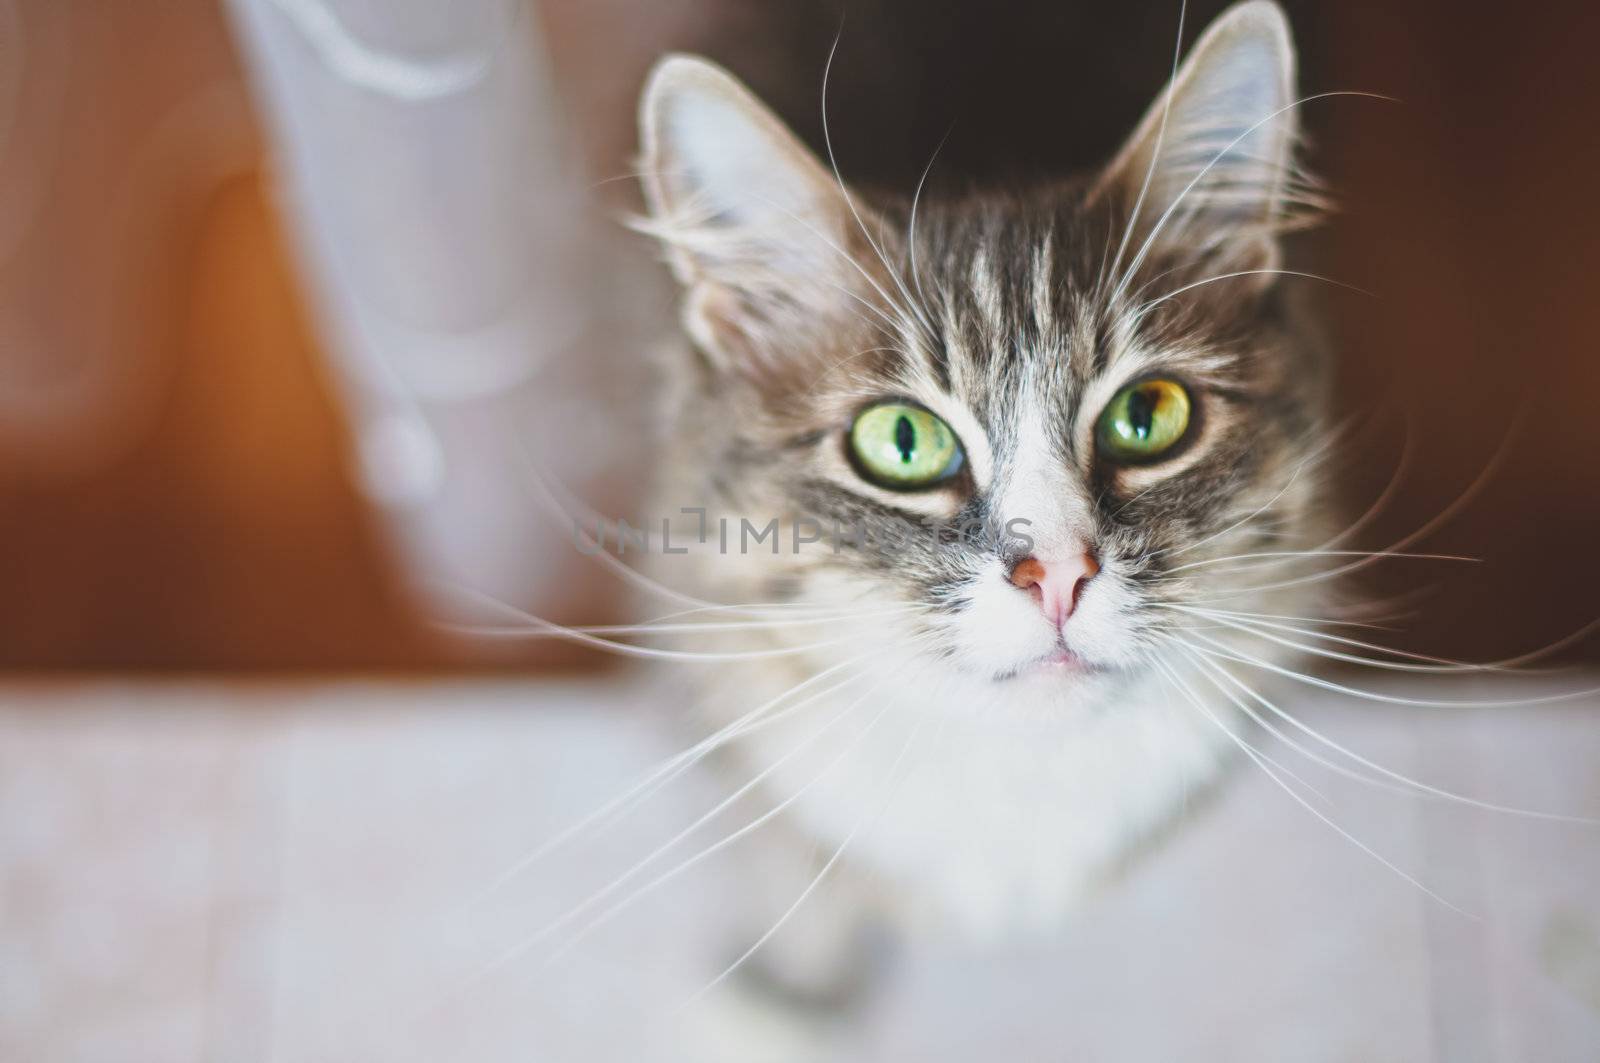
[996,647,1109,682]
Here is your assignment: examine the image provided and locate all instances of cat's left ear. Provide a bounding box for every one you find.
[1092,0,1300,279]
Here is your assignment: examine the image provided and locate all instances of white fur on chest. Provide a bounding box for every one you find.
[704,658,1238,938]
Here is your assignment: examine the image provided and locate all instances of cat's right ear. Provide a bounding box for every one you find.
[1090,0,1302,284]
[637,55,872,376]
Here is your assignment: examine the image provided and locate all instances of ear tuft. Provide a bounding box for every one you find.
[1094,0,1306,277]
[636,54,875,374]
[638,54,849,284]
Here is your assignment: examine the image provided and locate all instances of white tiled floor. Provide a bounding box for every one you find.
[2,676,1598,1061]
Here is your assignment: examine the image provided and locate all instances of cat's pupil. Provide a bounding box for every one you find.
[1128,388,1156,439]
[895,414,916,462]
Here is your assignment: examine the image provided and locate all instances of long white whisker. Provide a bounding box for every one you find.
[1148,455,1312,561]
[454,652,879,912]
[635,164,938,356]
[818,32,938,344]
[507,439,733,613]
[428,586,854,663]
[1110,91,1391,308]
[1153,657,1471,917]
[800,345,906,400]
[480,645,930,977]
[1177,645,1413,799]
[1167,605,1561,675]
[686,711,929,1005]
[1318,416,1413,551]
[1198,401,1527,600]
[907,123,954,312]
[1200,603,1600,673]
[1165,603,1394,631]
[532,651,927,972]
[1152,654,1334,801]
[1134,268,1369,319]
[1177,642,1597,823]
[1100,0,1189,302]
[443,604,927,640]
[1149,405,1378,564]
[1162,548,1478,576]
[1185,630,1600,708]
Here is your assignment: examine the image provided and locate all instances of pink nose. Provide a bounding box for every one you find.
[1009,551,1099,628]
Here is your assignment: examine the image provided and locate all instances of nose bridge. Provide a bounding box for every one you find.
[994,416,1093,562]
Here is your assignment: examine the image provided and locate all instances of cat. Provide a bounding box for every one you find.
[633,0,1328,971]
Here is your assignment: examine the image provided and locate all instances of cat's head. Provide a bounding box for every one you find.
[637,1,1328,698]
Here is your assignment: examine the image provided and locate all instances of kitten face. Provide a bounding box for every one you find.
[640,1,1325,704]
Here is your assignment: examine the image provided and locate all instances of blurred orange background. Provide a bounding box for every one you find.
[3,0,1598,670]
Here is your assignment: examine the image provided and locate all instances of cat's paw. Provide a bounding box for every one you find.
[671,919,891,1061]
[674,978,854,1063]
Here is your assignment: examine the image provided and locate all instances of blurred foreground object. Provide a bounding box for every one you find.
[223,0,658,648]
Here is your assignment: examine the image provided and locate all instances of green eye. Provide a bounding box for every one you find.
[1097,378,1192,462]
[849,403,963,489]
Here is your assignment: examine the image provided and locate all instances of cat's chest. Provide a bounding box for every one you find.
[701,662,1238,937]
